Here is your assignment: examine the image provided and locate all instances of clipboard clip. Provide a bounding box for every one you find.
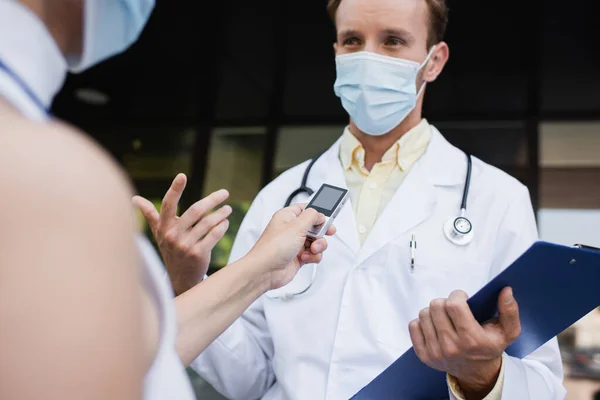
[574,244,600,252]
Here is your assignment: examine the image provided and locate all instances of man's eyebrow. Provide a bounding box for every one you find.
[338,29,362,38]
[382,28,415,42]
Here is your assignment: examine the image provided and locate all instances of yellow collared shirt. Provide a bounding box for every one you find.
[339,118,431,244]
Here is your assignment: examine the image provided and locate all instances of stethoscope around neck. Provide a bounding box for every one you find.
[268,149,475,300]
[283,149,475,246]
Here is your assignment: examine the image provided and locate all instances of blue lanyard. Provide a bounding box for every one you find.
[0,58,49,115]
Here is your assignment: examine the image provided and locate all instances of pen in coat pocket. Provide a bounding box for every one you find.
[410,234,416,273]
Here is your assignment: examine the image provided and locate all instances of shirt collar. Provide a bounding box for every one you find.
[0,1,68,110]
[340,119,432,171]
[340,127,364,170]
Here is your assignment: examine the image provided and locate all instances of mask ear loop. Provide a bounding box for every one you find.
[415,44,438,98]
[66,0,93,72]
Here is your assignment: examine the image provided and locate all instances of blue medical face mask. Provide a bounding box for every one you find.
[333,48,435,136]
[67,0,155,73]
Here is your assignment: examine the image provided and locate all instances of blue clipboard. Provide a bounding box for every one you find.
[350,241,600,400]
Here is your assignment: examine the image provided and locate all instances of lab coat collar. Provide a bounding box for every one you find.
[356,150,436,266]
[0,1,68,109]
[425,125,469,187]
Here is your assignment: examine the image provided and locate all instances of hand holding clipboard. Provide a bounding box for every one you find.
[351,241,600,400]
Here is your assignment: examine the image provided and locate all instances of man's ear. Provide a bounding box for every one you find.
[333,42,338,54]
[423,42,449,83]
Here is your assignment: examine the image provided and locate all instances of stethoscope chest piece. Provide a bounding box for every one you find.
[442,152,474,246]
[443,214,474,246]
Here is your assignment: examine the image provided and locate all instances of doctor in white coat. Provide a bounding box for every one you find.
[139,0,566,398]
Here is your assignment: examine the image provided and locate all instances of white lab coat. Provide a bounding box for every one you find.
[192,126,565,400]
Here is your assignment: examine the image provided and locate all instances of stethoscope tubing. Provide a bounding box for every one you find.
[285,149,472,214]
[276,148,473,298]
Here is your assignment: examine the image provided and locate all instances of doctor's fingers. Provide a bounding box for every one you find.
[160,173,187,223]
[495,287,521,343]
[187,205,232,245]
[132,195,160,233]
[409,319,428,362]
[429,299,461,358]
[445,290,485,339]
[179,189,230,231]
[418,307,444,361]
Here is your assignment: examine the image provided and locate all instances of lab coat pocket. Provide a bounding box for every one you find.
[376,242,488,352]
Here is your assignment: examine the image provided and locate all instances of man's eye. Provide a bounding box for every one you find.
[385,37,404,46]
[343,38,360,46]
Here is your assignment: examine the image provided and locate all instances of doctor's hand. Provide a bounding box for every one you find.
[133,173,231,296]
[409,287,521,399]
[247,203,335,291]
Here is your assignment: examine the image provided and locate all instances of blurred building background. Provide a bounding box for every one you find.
[49,0,600,398]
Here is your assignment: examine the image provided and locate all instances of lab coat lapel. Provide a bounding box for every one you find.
[310,140,361,256]
[356,143,437,266]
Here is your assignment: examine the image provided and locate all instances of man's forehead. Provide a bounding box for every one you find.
[336,0,427,31]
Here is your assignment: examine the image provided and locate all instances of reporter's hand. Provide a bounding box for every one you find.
[248,203,336,291]
[133,174,231,295]
[409,287,521,399]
